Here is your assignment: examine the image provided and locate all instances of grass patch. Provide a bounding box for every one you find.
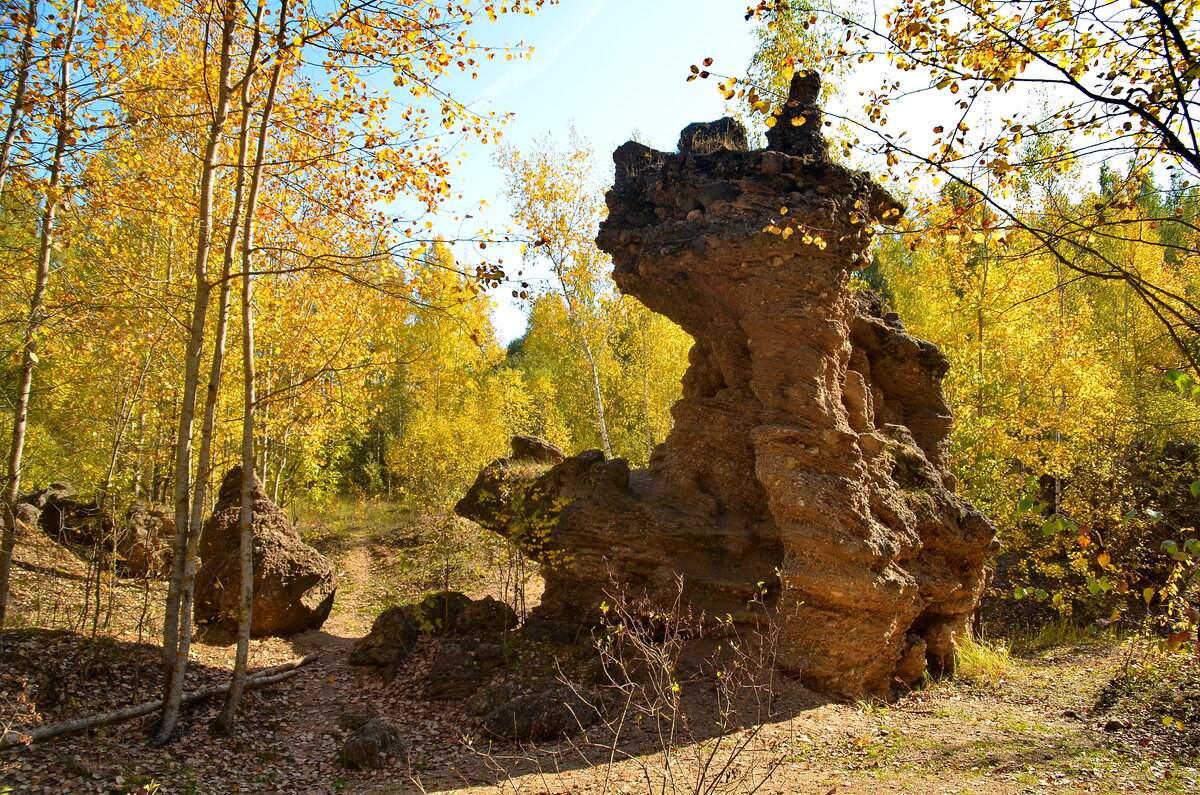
[953,632,1015,683]
[292,496,543,624]
[291,495,407,559]
[1007,618,1120,657]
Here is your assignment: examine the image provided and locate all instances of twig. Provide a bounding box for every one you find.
[0,651,320,747]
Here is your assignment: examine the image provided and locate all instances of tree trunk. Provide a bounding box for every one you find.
[215,1,286,732]
[0,0,38,196]
[0,0,81,652]
[156,4,239,745]
[554,262,613,459]
[640,313,653,463]
[581,336,613,459]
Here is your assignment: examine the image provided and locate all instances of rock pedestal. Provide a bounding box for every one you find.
[457,73,996,697]
[195,467,336,636]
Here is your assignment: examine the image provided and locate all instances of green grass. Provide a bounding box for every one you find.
[1007,618,1120,657]
[953,632,1016,683]
[291,495,407,558]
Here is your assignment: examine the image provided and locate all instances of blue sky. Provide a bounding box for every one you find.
[431,0,761,342]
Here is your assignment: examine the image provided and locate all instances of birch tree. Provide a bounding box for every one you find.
[498,132,618,458]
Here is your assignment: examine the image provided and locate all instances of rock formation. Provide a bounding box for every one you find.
[118,504,174,578]
[194,467,336,636]
[350,591,519,681]
[457,72,996,697]
[339,709,406,771]
[19,482,113,548]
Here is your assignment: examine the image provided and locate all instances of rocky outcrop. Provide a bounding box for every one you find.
[15,485,170,578]
[456,73,996,697]
[118,504,173,578]
[19,483,113,548]
[351,591,519,681]
[194,467,336,636]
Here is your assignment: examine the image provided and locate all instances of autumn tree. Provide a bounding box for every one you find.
[498,132,621,458]
[0,0,140,649]
[731,0,1200,369]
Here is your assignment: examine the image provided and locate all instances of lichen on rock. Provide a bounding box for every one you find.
[457,72,996,697]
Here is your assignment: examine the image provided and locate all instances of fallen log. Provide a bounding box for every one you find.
[0,651,320,748]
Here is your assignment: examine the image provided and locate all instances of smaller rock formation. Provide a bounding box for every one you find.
[351,591,519,681]
[454,595,520,637]
[339,710,406,770]
[117,504,173,578]
[13,502,39,533]
[194,467,336,636]
[427,642,484,700]
[18,483,113,547]
[348,606,420,672]
[475,680,600,742]
[17,481,73,513]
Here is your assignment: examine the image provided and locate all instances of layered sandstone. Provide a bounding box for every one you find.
[458,73,995,696]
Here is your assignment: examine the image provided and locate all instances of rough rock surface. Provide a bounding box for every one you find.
[348,605,420,669]
[117,504,173,578]
[453,595,519,637]
[456,73,996,697]
[427,642,484,700]
[19,483,112,547]
[476,680,599,742]
[352,592,519,685]
[194,467,336,636]
[340,717,406,770]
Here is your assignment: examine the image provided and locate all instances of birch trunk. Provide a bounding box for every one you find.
[0,0,37,196]
[553,263,613,459]
[156,4,239,744]
[0,0,81,652]
[215,0,286,732]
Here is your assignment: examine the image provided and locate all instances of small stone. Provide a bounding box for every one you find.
[337,704,379,732]
[340,718,405,771]
[762,150,784,175]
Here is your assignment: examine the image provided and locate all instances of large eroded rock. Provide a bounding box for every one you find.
[457,73,996,697]
[195,467,336,636]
